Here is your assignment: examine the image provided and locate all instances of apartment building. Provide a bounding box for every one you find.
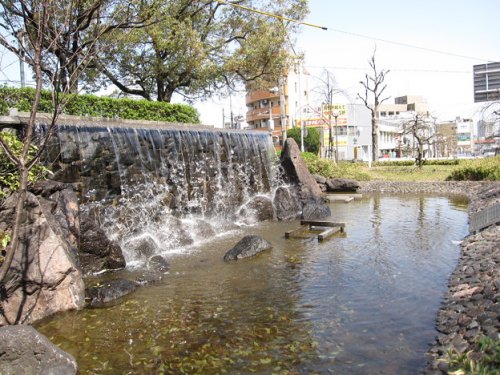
[245,61,309,145]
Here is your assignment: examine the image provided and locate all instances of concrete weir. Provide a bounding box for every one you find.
[1,112,284,264]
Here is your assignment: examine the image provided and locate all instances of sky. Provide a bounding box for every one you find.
[1,1,498,126]
[194,0,500,126]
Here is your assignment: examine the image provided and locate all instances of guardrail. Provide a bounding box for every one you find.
[470,202,500,234]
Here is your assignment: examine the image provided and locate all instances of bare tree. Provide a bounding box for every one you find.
[401,113,435,168]
[0,0,140,302]
[312,69,343,162]
[357,49,390,162]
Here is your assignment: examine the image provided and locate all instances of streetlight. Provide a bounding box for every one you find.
[332,109,339,163]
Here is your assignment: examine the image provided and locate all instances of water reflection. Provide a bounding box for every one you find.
[36,195,468,374]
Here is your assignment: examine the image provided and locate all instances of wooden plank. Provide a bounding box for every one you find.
[301,220,345,228]
[285,224,309,238]
[318,226,341,241]
[326,193,362,198]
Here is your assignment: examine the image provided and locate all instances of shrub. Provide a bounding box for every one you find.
[446,156,500,181]
[0,86,200,123]
[0,131,50,202]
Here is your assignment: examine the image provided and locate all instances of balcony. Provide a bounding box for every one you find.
[246,90,279,105]
[246,106,281,123]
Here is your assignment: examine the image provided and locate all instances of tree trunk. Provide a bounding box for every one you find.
[372,115,379,162]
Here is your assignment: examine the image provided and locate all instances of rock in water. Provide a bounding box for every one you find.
[85,279,139,308]
[273,186,302,221]
[325,178,360,192]
[0,325,77,374]
[223,235,272,261]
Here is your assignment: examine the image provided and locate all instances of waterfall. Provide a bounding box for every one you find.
[39,123,281,265]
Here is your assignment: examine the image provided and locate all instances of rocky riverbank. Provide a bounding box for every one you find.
[359,181,500,373]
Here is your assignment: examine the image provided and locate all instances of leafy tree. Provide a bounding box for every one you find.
[0,0,148,93]
[287,126,319,154]
[357,49,390,162]
[92,0,309,102]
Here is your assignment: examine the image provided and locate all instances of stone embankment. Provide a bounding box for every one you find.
[359,181,500,373]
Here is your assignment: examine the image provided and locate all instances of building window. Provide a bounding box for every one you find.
[381,111,386,117]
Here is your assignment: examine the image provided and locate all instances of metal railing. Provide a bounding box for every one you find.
[470,202,500,234]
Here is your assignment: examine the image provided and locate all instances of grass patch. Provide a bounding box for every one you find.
[301,153,500,182]
[364,165,455,182]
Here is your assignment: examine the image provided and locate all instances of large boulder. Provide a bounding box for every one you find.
[79,214,126,275]
[0,184,85,325]
[0,325,77,375]
[273,186,302,221]
[325,178,360,192]
[280,138,323,201]
[223,235,272,261]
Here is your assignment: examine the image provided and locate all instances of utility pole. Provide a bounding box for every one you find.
[17,29,26,88]
[279,77,287,144]
[333,110,339,163]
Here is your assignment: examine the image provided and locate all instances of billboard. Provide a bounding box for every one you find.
[473,62,500,102]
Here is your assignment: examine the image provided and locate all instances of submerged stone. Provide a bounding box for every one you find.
[85,279,139,308]
[223,235,272,261]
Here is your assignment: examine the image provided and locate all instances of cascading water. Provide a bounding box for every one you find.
[39,123,282,266]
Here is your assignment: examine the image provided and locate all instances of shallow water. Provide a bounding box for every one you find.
[36,194,468,374]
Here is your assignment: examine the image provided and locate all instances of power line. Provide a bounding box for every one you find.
[215,1,495,63]
[305,65,471,74]
[324,27,496,63]
[214,0,327,30]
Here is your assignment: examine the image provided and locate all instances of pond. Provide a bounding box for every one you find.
[35,194,468,374]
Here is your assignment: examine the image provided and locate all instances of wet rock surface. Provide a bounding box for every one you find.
[79,213,126,275]
[358,181,499,374]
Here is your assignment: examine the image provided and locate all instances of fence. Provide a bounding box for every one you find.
[469,202,500,234]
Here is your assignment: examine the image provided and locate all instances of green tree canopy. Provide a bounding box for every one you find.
[287,126,320,154]
[91,0,309,102]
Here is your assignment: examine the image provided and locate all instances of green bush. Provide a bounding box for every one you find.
[446,156,500,181]
[0,131,49,202]
[0,86,200,123]
[302,152,370,181]
[287,127,320,154]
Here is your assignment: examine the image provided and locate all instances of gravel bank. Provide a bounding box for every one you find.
[358,181,500,373]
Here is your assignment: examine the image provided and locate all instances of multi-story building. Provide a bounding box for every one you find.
[434,121,457,157]
[245,61,309,145]
[455,118,474,156]
[376,95,430,158]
